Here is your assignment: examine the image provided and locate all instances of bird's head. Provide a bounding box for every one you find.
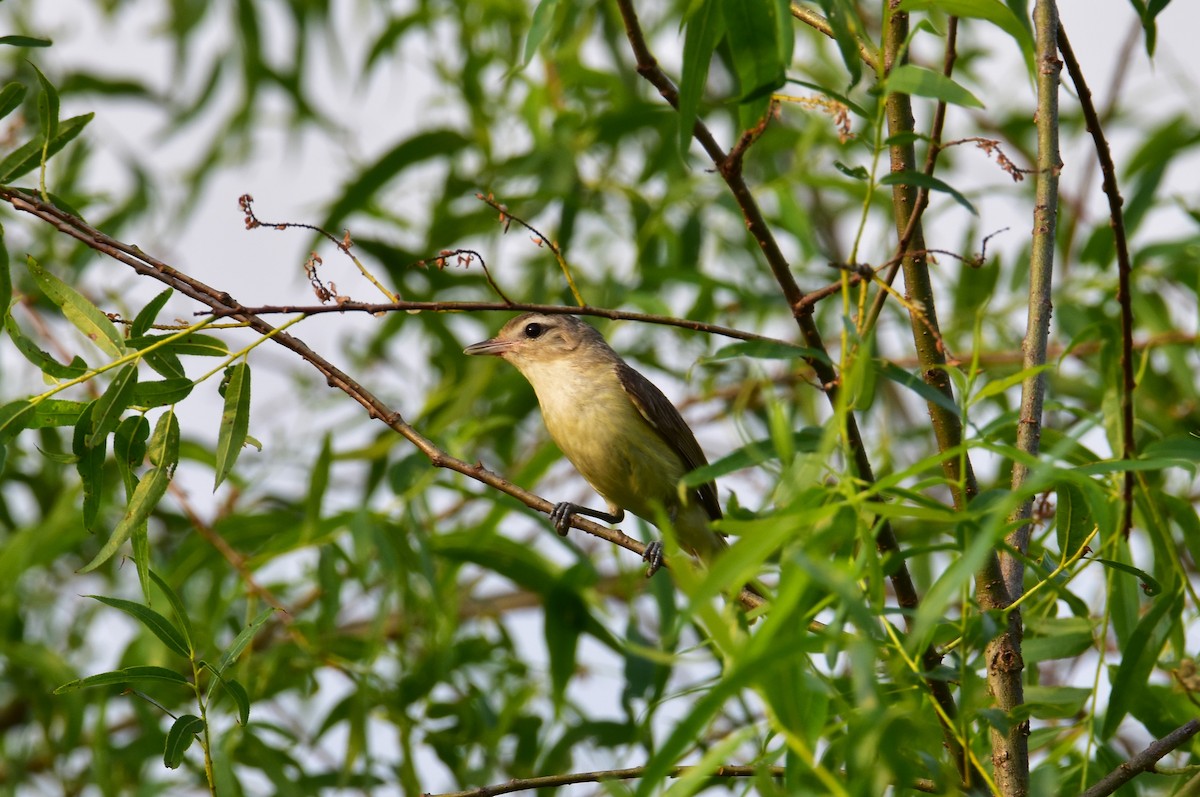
[464,313,610,373]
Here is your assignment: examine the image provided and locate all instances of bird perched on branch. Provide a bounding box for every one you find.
[464,312,725,575]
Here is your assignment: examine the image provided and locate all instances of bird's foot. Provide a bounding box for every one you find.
[643,541,664,578]
[549,502,577,536]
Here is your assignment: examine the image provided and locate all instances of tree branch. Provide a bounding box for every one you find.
[1056,23,1137,539]
[0,188,764,612]
[1079,720,1200,797]
[612,0,976,785]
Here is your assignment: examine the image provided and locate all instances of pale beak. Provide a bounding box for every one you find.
[464,337,514,357]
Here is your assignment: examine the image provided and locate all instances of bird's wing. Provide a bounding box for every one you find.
[615,361,722,521]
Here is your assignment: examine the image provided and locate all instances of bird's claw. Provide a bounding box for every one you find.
[643,540,664,578]
[549,502,575,536]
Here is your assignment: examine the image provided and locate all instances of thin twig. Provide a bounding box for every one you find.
[1078,720,1200,797]
[425,764,940,797]
[475,192,582,306]
[1056,25,1137,538]
[201,299,798,347]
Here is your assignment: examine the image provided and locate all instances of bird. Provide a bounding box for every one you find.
[464,312,726,576]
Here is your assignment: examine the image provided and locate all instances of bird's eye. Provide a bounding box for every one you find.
[523,322,544,339]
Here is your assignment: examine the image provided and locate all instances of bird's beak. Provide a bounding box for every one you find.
[464,337,513,357]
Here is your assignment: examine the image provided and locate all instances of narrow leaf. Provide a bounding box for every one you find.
[72,402,105,530]
[148,409,180,470]
[0,36,52,48]
[54,665,190,693]
[1102,587,1183,738]
[26,255,125,356]
[0,83,26,122]
[29,399,87,428]
[0,223,9,314]
[0,399,34,446]
[87,364,138,448]
[87,594,190,657]
[6,315,89,378]
[880,170,976,214]
[678,0,724,153]
[130,288,172,337]
[77,465,170,573]
[130,378,194,409]
[886,63,984,109]
[214,362,251,489]
[721,0,787,102]
[31,63,60,143]
[149,570,195,656]
[522,0,561,65]
[0,112,94,184]
[163,715,205,770]
[875,360,961,415]
[212,608,276,679]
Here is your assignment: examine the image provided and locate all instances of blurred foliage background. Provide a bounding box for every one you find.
[1,0,1199,795]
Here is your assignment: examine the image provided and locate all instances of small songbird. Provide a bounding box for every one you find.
[464,312,725,575]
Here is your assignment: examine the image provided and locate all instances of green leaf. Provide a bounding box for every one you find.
[148,409,180,470]
[26,255,125,357]
[1102,587,1183,738]
[0,36,53,48]
[31,63,60,145]
[522,0,561,65]
[879,170,976,214]
[683,429,823,485]
[0,83,26,123]
[814,0,865,86]
[72,402,106,530]
[6,315,89,378]
[87,595,190,658]
[131,288,173,337]
[1090,557,1162,597]
[1023,617,1095,663]
[0,399,34,446]
[77,464,170,574]
[0,223,9,315]
[149,570,195,656]
[703,340,830,363]
[29,399,87,428]
[127,333,230,357]
[88,364,138,448]
[0,112,93,184]
[114,415,150,470]
[54,665,190,693]
[130,378,194,409]
[207,675,251,726]
[875,360,961,415]
[721,0,788,103]
[886,63,984,109]
[678,0,724,153]
[210,607,275,681]
[897,0,1034,64]
[163,715,204,770]
[214,362,251,488]
[969,364,1053,405]
[1055,482,1095,558]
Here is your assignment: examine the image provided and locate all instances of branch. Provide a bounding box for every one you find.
[877,5,1002,788]
[203,299,796,346]
[425,764,940,797]
[1056,24,1137,539]
[613,0,976,785]
[0,188,765,612]
[1079,720,1200,797]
